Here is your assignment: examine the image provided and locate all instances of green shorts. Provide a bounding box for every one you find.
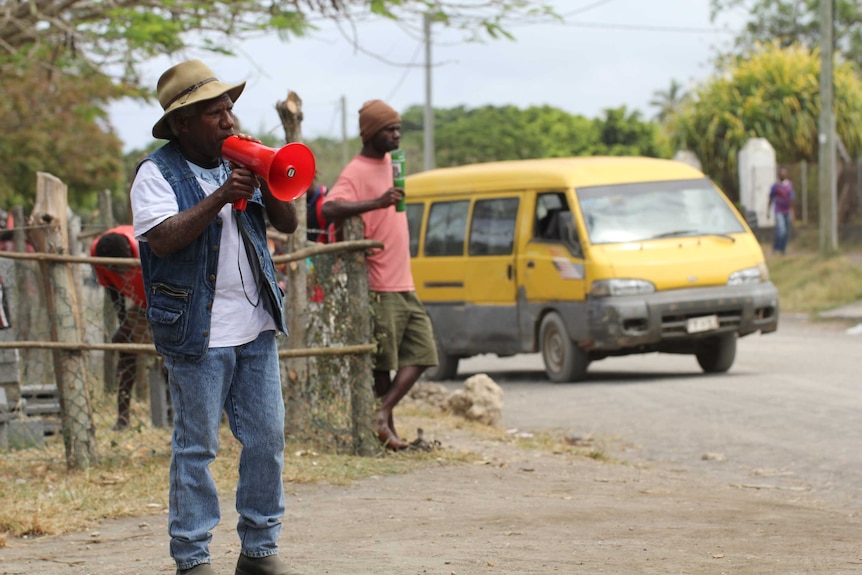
[371,291,438,372]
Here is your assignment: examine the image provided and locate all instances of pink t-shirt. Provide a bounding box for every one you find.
[325,154,414,292]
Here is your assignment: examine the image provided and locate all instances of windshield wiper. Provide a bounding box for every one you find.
[703,233,736,243]
[652,230,696,239]
[652,230,736,243]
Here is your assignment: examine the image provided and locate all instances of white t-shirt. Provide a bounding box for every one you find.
[130,159,276,348]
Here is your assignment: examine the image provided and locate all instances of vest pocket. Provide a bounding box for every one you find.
[147,283,191,346]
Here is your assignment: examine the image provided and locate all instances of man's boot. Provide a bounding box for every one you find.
[235,554,302,575]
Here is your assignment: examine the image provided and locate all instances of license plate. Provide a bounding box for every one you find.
[687,315,719,333]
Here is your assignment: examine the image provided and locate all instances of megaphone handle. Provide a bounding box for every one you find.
[233,198,248,211]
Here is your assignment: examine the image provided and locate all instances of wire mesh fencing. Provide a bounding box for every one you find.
[0,223,382,468]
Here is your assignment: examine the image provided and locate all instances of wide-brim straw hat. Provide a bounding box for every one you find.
[151,60,246,140]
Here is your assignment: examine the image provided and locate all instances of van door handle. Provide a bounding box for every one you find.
[507,264,513,280]
[526,261,535,268]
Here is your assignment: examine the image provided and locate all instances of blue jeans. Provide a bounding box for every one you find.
[166,330,285,571]
[773,212,791,254]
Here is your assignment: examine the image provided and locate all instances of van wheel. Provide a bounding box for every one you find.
[423,336,460,381]
[695,334,737,373]
[540,313,588,383]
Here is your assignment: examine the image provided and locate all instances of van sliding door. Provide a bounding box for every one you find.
[463,195,521,355]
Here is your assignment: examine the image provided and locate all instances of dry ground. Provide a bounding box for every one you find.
[1,414,860,575]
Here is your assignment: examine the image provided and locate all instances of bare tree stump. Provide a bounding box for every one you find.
[276,91,310,437]
[28,172,96,469]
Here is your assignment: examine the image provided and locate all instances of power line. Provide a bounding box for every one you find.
[386,41,424,101]
[561,0,617,18]
[559,20,736,34]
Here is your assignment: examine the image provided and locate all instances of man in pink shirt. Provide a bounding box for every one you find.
[322,99,438,450]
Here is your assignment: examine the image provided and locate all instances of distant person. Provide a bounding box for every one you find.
[306,181,332,243]
[767,166,794,254]
[90,225,149,430]
[321,99,438,450]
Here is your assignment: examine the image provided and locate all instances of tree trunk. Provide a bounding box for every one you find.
[28,172,96,469]
[341,217,380,455]
[276,91,309,436]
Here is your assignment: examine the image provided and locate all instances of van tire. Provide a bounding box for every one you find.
[540,312,588,383]
[423,336,460,381]
[424,354,460,381]
[695,333,737,373]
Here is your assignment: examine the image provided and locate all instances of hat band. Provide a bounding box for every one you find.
[164,77,217,109]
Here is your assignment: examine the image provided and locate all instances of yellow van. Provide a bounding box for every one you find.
[404,156,779,382]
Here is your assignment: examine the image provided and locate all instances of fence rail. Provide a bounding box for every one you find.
[0,206,384,465]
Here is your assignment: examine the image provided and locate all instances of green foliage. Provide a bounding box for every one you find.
[302,137,363,189]
[649,79,689,124]
[710,0,862,69]
[306,104,669,189]
[0,1,557,92]
[0,63,127,213]
[593,107,671,158]
[394,104,669,169]
[676,42,862,200]
[767,251,862,313]
[0,0,558,218]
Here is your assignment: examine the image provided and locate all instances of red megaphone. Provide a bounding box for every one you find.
[221,135,316,210]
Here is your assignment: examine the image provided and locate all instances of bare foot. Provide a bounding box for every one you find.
[375,422,409,450]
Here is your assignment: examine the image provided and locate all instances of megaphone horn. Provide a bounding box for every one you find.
[221,135,317,211]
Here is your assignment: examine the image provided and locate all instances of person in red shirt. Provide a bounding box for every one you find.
[90,225,150,430]
[321,100,438,450]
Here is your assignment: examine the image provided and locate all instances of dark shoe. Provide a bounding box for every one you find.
[111,419,129,431]
[236,554,301,575]
[177,563,216,575]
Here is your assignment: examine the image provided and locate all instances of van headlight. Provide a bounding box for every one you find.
[727,263,768,285]
[590,279,656,297]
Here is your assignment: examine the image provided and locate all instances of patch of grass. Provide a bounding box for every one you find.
[504,430,610,462]
[399,404,614,462]
[766,251,862,313]
[0,417,478,540]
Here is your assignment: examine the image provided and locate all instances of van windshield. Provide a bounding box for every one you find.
[576,178,747,245]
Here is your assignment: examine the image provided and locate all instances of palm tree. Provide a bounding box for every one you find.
[649,79,689,124]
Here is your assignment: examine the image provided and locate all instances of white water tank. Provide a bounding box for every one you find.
[738,138,776,228]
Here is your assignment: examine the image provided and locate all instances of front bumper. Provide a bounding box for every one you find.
[587,282,779,351]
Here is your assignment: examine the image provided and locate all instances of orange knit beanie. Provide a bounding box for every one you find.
[359,100,401,144]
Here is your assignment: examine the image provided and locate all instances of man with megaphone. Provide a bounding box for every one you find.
[129,60,303,575]
[321,99,439,451]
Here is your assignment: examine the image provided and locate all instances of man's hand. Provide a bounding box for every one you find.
[219,166,258,207]
[376,186,405,209]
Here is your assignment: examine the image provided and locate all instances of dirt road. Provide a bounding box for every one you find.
[1,412,860,575]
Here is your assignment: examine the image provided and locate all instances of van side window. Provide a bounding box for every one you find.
[534,192,570,241]
[425,200,470,256]
[469,197,519,256]
[406,203,424,257]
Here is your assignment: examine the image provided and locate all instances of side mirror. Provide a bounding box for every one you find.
[557,211,583,258]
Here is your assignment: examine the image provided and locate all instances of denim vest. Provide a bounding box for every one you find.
[138,141,287,362]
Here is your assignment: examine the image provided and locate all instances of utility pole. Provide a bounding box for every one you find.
[818,0,838,255]
[423,12,435,171]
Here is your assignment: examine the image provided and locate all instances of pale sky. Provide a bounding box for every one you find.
[108,0,745,152]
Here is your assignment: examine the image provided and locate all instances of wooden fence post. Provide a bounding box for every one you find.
[28,172,96,468]
[12,206,51,390]
[342,217,380,455]
[276,91,309,437]
[98,190,118,395]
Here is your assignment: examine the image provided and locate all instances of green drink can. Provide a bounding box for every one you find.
[391,149,406,212]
